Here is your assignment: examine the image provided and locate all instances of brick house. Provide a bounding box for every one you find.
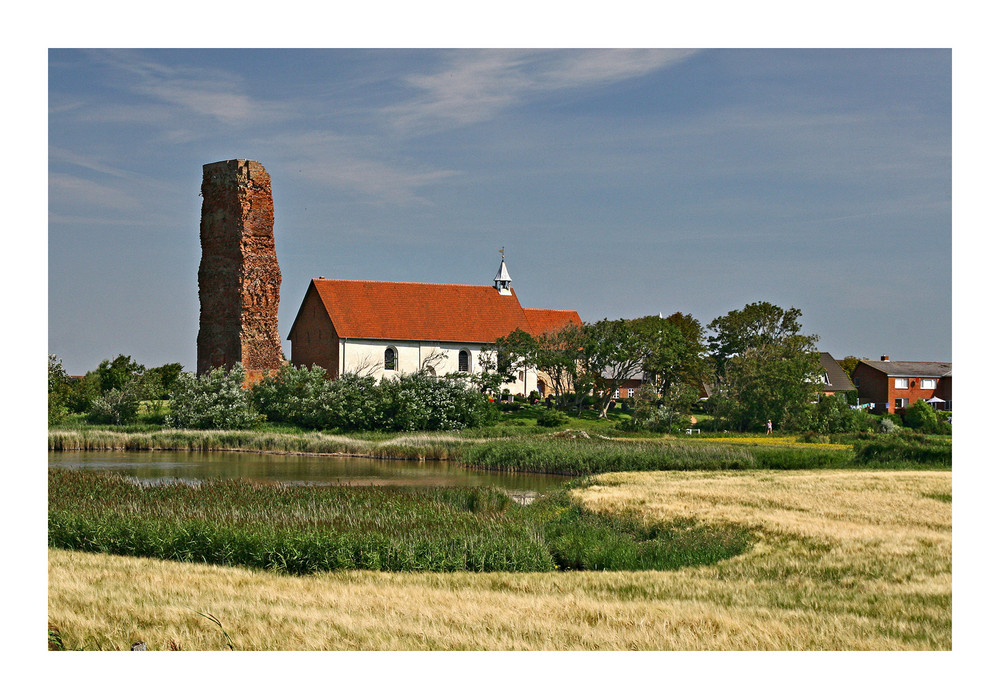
[851,357,952,414]
[602,369,648,402]
[287,260,580,396]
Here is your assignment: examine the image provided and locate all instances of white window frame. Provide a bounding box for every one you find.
[920,378,937,390]
[628,388,635,398]
[613,389,620,399]
[894,378,908,389]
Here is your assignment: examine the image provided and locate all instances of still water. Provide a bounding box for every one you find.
[48,451,571,501]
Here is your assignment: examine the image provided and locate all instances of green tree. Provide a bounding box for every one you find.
[532,324,582,407]
[708,302,821,431]
[85,354,152,424]
[587,318,652,419]
[636,313,709,398]
[48,355,70,424]
[707,302,813,375]
[144,362,184,399]
[64,372,101,414]
[714,339,822,431]
[838,356,861,382]
[96,355,146,393]
[628,382,697,433]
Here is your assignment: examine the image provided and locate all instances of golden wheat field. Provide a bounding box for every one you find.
[47,469,950,650]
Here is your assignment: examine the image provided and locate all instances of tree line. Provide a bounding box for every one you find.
[49,301,855,433]
[490,301,827,432]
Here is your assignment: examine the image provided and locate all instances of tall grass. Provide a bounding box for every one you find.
[48,470,752,575]
[853,436,952,467]
[49,470,549,573]
[48,429,459,460]
[454,436,855,474]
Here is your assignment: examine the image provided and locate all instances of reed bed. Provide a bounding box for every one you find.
[691,435,852,449]
[853,437,952,466]
[454,436,855,474]
[48,429,459,460]
[48,470,752,575]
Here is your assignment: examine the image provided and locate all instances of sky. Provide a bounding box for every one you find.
[48,48,952,375]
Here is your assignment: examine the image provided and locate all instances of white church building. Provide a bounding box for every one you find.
[287,258,581,395]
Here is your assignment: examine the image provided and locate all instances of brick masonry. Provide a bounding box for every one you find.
[197,159,283,382]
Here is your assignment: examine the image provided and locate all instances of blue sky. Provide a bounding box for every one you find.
[48,48,951,375]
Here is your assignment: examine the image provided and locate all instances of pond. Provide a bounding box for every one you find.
[48,451,572,502]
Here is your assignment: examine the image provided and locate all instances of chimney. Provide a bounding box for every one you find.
[880,355,890,361]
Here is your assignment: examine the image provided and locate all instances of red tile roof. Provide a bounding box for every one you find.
[295,279,579,343]
[523,308,583,335]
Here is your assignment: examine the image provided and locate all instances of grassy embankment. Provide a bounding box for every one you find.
[49,412,951,474]
[48,469,951,650]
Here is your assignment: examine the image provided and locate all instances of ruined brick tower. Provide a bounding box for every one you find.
[197,159,283,381]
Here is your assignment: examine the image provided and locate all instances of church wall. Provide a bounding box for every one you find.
[288,287,339,377]
[339,338,538,395]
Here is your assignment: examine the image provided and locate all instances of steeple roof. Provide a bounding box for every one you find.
[494,259,512,283]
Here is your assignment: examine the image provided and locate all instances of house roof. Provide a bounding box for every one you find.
[855,359,952,378]
[818,352,855,392]
[290,278,579,344]
[522,308,583,335]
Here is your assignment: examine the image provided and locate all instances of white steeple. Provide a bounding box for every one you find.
[494,248,512,295]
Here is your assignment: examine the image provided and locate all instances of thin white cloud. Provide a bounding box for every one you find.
[80,49,295,127]
[49,173,140,211]
[49,146,137,180]
[386,49,698,131]
[266,131,461,204]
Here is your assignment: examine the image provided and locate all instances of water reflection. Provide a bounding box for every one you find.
[48,451,570,500]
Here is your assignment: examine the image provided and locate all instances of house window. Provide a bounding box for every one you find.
[628,388,635,398]
[895,398,909,410]
[920,379,937,390]
[458,350,470,373]
[894,378,908,389]
[613,389,620,399]
[384,347,398,371]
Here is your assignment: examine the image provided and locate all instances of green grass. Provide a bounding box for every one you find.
[48,470,754,575]
[456,436,762,474]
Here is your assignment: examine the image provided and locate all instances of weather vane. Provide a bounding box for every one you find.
[499,247,505,260]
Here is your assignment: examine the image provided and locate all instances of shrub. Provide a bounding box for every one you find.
[880,418,899,433]
[252,369,498,432]
[903,400,950,434]
[381,373,498,431]
[167,364,260,429]
[86,386,143,425]
[250,364,363,428]
[536,409,569,427]
[789,394,875,434]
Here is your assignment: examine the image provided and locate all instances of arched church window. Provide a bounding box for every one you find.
[384,347,398,371]
[458,350,470,373]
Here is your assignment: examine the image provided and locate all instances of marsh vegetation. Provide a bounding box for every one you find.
[48,469,951,650]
